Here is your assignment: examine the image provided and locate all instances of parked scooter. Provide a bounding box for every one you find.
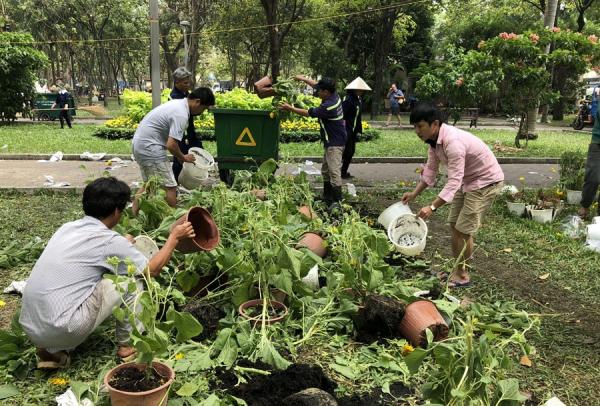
[572,87,598,130]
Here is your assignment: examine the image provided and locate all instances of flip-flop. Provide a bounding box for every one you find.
[448,280,472,288]
[37,352,71,370]
[117,346,138,363]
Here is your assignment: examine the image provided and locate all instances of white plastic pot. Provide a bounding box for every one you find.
[566,190,582,205]
[178,147,215,190]
[529,208,554,224]
[387,214,427,256]
[133,235,159,259]
[301,264,319,290]
[377,202,413,229]
[506,202,526,216]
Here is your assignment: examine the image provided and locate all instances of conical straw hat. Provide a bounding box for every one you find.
[345,77,372,91]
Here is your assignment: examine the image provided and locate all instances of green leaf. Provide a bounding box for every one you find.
[496,379,527,403]
[176,271,200,293]
[258,339,291,370]
[69,381,90,401]
[167,308,203,342]
[216,338,239,368]
[176,380,200,397]
[200,394,222,406]
[189,350,214,372]
[0,384,19,400]
[331,363,356,379]
[404,348,429,374]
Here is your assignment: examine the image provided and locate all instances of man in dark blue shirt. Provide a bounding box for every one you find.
[280,76,347,205]
[169,67,203,182]
[52,85,72,129]
[342,77,371,179]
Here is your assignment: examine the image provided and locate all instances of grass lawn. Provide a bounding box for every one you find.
[72,96,126,118]
[0,123,592,158]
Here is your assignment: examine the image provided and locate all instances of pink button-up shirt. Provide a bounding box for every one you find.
[420,124,504,203]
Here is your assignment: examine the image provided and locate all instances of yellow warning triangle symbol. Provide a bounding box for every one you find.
[235,127,257,146]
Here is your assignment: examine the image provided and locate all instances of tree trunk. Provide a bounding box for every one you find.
[371,8,398,118]
[527,0,558,135]
[261,0,280,81]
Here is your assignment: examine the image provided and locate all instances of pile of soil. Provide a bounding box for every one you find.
[181,301,225,341]
[109,366,166,392]
[354,295,406,343]
[215,361,337,405]
[337,382,412,405]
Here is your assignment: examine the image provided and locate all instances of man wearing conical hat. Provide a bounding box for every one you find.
[342,77,371,179]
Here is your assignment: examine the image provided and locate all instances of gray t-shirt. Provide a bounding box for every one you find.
[132,98,190,164]
[19,216,148,350]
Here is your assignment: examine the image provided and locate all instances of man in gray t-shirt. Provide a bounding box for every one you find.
[20,177,196,369]
[132,87,215,209]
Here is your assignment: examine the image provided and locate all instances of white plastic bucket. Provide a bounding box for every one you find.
[133,235,159,259]
[301,264,319,290]
[587,224,600,240]
[377,202,413,229]
[178,148,215,190]
[387,214,428,256]
[566,190,582,205]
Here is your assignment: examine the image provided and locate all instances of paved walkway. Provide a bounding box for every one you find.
[0,159,559,191]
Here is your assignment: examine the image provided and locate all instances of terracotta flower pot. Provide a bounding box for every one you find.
[238,299,288,326]
[297,232,327,258]
[257,87,276,99]
[399,300,448,347]
[298,205,317,220]
[172,207,220,253]
[105,361,174,406]
[254,75,273,90]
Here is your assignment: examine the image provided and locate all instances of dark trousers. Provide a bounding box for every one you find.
[581,143,600,212]
[172,137,203,182]
[341,133,356,175]
[59,110,72,128]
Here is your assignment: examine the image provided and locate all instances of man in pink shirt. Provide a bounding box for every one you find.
[402,103,504,287]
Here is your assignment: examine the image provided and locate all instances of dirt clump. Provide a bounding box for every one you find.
[108,366,166,392]
[215,361,337,405]
[353,294,406,343]
[337,382,412,405]
[181,301,225,341]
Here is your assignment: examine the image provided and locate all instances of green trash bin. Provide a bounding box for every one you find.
[213,108,280,183]
[32,93,76,121]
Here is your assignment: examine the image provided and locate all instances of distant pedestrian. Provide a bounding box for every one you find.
[341,77,372,179]
[52,84,72,129]
[280,76,347,206]
[169,67,203,182]
[385,83,404,128]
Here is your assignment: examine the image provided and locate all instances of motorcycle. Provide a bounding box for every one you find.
[572,87,598,130]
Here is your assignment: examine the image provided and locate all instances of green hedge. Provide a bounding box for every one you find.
[92,127,381,144]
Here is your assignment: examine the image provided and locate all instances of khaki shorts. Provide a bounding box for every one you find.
[448,181,504,235]
[138,161,177,188]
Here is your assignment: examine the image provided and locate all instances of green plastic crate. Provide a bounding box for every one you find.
[213,108,280,171]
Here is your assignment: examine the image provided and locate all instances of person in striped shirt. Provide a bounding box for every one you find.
[280,76,347,205]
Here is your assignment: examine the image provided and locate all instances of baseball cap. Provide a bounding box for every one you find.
[314,77,336,93]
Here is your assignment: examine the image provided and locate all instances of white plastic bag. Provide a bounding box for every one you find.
[561,215,585,238]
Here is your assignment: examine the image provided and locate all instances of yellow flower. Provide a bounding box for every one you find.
[519,176,525,182]
[0,299,5,308]
[127,264,137,276]
[401,343,414,356]
[175,353,185,360]
[49,377,69,386]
